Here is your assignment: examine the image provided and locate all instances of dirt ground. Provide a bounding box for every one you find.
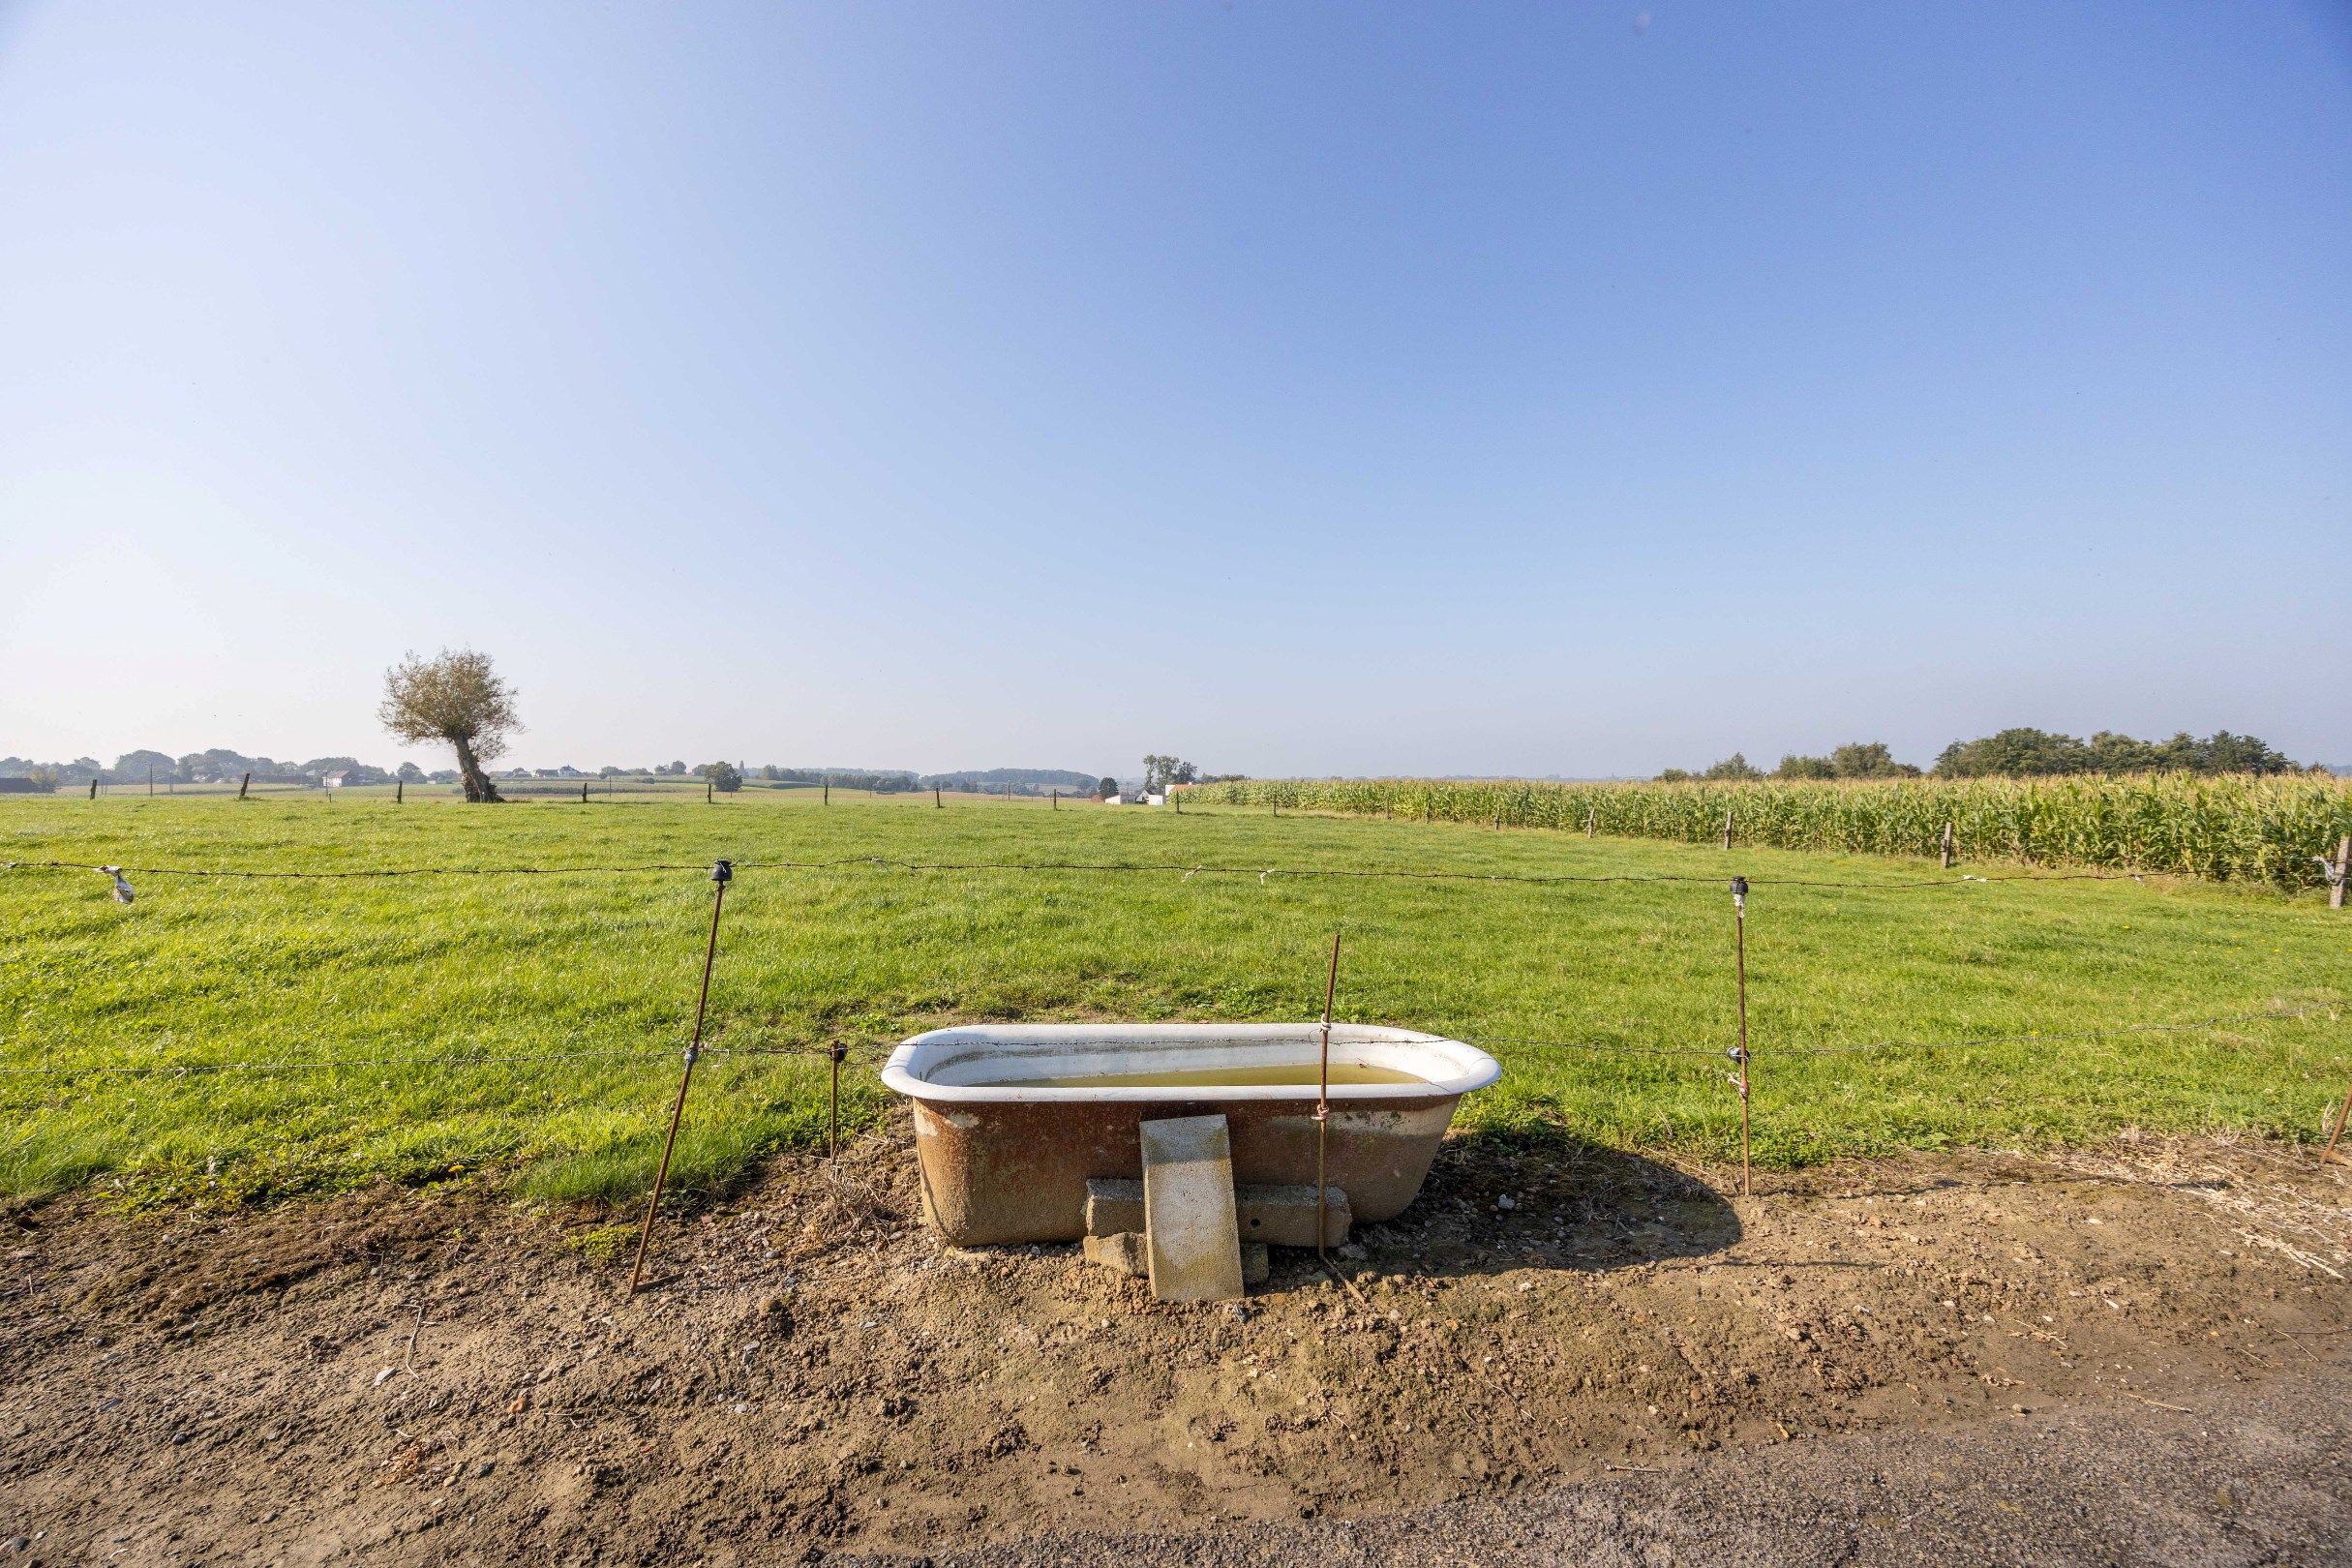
[3,1123,2348,1566]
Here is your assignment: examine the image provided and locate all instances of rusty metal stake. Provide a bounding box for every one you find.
[2323,1080,2352,1168]
[828,1040,848,1164]
[627,859,733,1294]
[1731,876,1751,1198]
[1315,931,1342,1269]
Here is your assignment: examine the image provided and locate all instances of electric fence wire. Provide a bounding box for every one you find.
[0,1037,899,1077]
[4,1002,2338,1079]
[0,854,2180,891]
[1447,999,2346,1062]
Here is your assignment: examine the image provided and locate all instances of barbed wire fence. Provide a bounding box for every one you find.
[4,849,2348,1279]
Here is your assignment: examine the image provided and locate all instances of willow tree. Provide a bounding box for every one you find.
[378,648,520,802]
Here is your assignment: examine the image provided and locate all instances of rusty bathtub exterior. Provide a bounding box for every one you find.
[880,1024,1500,1247]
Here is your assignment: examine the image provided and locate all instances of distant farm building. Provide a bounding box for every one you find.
[0,777,53,794]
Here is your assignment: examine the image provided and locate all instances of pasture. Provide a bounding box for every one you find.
[3,789,2346,1209]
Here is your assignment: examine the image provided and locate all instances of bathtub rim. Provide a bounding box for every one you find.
[882,1021,1500,1104]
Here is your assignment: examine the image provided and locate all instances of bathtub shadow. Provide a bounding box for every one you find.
[1277,1125,1743,1284]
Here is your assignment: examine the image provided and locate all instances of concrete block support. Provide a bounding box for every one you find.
[1139,1115,1246,1303]
[1086,1231,1267,1287]
[1086,1177,1350,1249]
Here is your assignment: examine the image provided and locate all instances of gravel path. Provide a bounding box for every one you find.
[867,1362,2352,1567]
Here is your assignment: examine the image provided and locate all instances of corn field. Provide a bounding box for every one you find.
[1182,773,2352,887]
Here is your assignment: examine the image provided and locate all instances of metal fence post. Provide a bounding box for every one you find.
[628,859,734,1293]
[1730,876,1751,1197]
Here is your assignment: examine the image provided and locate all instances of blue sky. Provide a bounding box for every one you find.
[2,2,2346,776]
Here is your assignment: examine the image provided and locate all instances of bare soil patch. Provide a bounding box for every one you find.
[2,1126,2346,1565]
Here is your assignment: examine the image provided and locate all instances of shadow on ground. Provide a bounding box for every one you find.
[1262,1124,1743,1289]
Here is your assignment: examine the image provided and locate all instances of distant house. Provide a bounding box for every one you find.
[320,771,354,789]
[1101,793,1122,806]
[1145,793,1165,806]
[0,777,52,795]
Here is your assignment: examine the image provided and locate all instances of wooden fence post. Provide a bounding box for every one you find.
[1052,788,1059,810]
[397,779,405,804]
[1722,806,1734,852]
[1586,805,1595,838]
[934,785,942,809]
[1941,820,1955,870]
[238,771,251,801]
[823,778,829,805]
[2333,835,2350,911]
[89,778,98,800]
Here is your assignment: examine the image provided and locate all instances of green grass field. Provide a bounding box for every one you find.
[4,791,2347,1209]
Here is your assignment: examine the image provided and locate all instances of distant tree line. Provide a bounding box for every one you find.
[1658,728,2312,783]
[753,766,920,793]
[1141,756,1197,792]
[0,751,1134,794]
[920,768,1101,795]
[1931,728,2301,777]
[0,749,451,788]
[0,754,1213,799]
